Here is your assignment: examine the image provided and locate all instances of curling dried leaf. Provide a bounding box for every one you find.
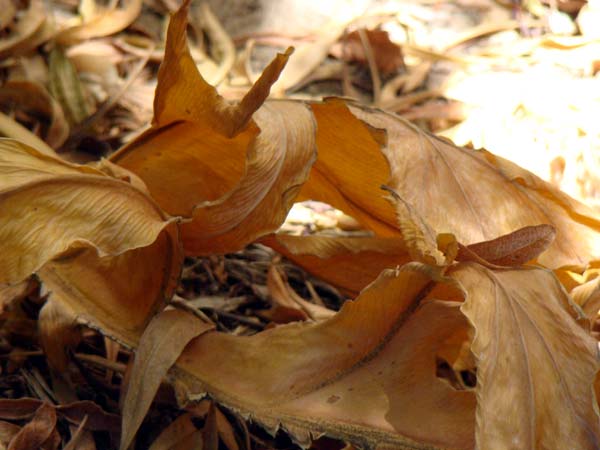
[304,100,600,268]
[38,298,81,372]
[171,264,475,450]
[261,234,410,295]
[0,421,20,446]
[299,101,398,236]
[56,0,142,44]
[0,81,69,149]
[0,139,182,346]
[571,277,600,320]
[148,413,197,450]
[383,185,448,266]
[457,224,557,266]
[456,263,600,449]
[111,0,316,255]
[0,0,46,58]
[120,309,213,450]
[7,403,56,450]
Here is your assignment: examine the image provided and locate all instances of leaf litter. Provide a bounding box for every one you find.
[1,0,600,449]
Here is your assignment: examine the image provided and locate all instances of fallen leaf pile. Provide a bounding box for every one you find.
[1,1,600,449]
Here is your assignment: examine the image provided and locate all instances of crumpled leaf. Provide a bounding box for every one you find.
[261,234,410,295]
[303,99,600,268]
[171,264,476,450]
[0,139,182,346]
[298,100,398,236]
[111,0,316,255]
[456,263,600,449]
[120,309,213,450]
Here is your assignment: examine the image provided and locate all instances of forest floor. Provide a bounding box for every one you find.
[1,0,600,448]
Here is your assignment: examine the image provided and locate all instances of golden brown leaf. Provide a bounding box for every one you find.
[320,100,600,268]
[110,0,316,255]
[261,234,410,295]
[172,264,476,449]
[456,263,600,449]
[382,185,449,265]
[299,100,398,236]
[0,139,182,346]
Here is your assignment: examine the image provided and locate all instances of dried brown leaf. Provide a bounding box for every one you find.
[0,398,119,432]
[111,0,316,255]
[148,413,197,450]
[120,309,213,450]
[0,0,46,59]
[0,81,69,149]
[382,185,449,266]
[56,0,142,44]
[38,298,81,372]
[265,265,334,323]
[0,139,182,346]
[172,264,476,449]
[571,277,600,320]
[0,421,20,446]
[457,224,557,266]
[456,263,600,448]
[331,29,404,75]
[261,234,410,295]
[48,47,91,126]
[7,403,56,450]
[319,100,600,268]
